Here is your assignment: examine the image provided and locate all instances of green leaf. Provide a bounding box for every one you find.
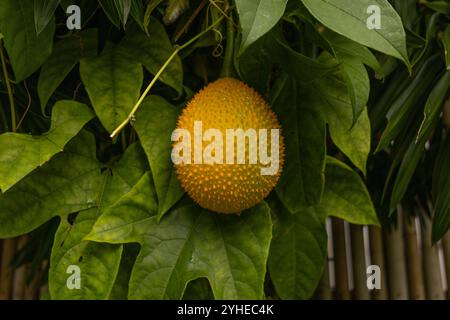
[49,142,148,299]
[420,0,450,13]
[336,52,370,122]
[0,0,55,81]
[237,33,272,93]
[0,101,94,192]
[271,76,326,212]
[325,31,382,74]
[236,0,288,54]
[432,133,450,242]
[49,209,123,300]
[314,72,371,174]
[120,18,183,94]
[80,43,143,133]
[268,198,327,299]
[114,0,132,28]
[130,0,144,30]
[377,55,443,152]
[38,29,98,113]
[266,29,339,84]
[98,0,122,28]
[143,0,164,34]
[300,0,410,68]
[134,96,184,218]
[383,64,445,210]
[0,131,103,238]
[34,0,60,35]
[443,26,450,70]
[320,157,379,225]
[325,33,375,120]
[418,70,450,141]
[86,198,272,299]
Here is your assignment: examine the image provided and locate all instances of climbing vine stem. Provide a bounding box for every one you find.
[110,15,225,139]
[220,0,236,78]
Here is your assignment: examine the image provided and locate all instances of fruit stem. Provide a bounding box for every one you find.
[0,40,16,132]
[220,1,236,78]
[110,15,225,139]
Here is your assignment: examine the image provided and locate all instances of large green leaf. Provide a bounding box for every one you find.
[235,0,288,54]
[49,143,149,299]
[49,209,123,300]
[268,198,327,299]
[314,73,371,174]
[271,76,326,212]
[38,29,98,113]
[0,131,103,238]
[86,194,272,299]
[0,101,94,192]
[134,96,184,219]
[0,0,55,81]
[266,29,339,84]
[237,33,272,94]
[34,0,60,35]
[80,43,143,133]
[325,31,382,74]
[238,28,338,91]
[336,54,370,122]
[324,36,372,121]
[320,157,379,225]
[300,0,410,68]
[120,19,183,94]
[432,133,450,242]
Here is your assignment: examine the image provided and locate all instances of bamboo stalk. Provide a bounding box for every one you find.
[442,232,450,299]
[350,224,370,299]
[12,236,27,300]
[369,226,389,299]
[421,215,445,300]
[314,258,332,300]
[383,209,409,299]
[403,212,425,299]
[0,238,17,300]
[332,218,350,300]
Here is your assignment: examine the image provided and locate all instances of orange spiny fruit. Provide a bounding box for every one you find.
[173,78,285,214]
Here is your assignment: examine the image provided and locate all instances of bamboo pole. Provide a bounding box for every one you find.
[421,215,445,300]
[384,209,409,299]
[12,236,27,300]
[350,224,370,299]
[403,213,425,299]
[332,218,350,299]
[0,238,17,300]
[442,232,450,299]
[369,226,389,299]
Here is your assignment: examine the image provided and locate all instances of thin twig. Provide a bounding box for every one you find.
[174,0,209,42]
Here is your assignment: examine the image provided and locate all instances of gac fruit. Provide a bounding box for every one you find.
[173,78,284,214]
